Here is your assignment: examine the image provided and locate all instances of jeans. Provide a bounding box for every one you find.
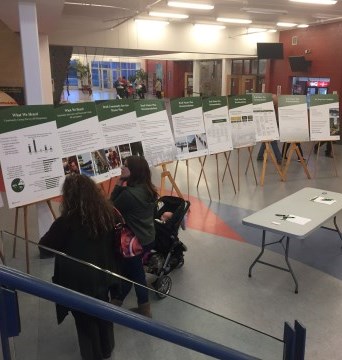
[257,141,282,162]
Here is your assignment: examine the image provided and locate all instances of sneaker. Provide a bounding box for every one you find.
[297,158,306,162]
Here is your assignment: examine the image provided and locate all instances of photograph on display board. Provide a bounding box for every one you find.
[105,147,121,170]
[78,152,95,177]
[62,155,80,175]
[175,137,189,155]
[329,108,340,136]
[91,149,110,175]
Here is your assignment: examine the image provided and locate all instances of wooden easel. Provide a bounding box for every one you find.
[308,141,338,178]
[282,142,311,180]
[195,156,211,201]
[259,141,285,186]
[12,199,57,274]
[221,151,237,195]
[236,146,258,191]
[160,161,183,199]
[172,159,191,200]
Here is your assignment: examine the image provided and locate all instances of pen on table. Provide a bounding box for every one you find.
[275,214,295,219]
[310,196,318,201]
[322,198,333,201]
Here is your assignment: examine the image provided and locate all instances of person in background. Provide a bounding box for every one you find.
[39,174,121,360]
[155,78,162,99]
[110,155,158,317]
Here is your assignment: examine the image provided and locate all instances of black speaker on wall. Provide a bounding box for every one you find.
[288,56,312,72]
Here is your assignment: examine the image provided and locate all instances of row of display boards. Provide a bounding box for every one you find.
[0,93,339,208]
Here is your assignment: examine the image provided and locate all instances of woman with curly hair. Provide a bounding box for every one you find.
[39,174,121,360]
[110,155,158,317]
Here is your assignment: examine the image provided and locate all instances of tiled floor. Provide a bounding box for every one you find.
[1,90,342,358]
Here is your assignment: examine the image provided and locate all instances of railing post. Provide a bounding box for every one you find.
[283,322,295,360]
[294,320,306,360]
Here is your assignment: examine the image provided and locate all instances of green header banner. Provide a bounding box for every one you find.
[170,96,202,115]
[278,95,306,108]
[135,99,165,117]
[202,96,227,113]
[228,94,252,110]
[0,104,54,134]
[309,94,339,107]
[252,93,273,105]
[96,99,135,121]
[55,102,97,128]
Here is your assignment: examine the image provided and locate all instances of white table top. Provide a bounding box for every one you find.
[242,187,342,239]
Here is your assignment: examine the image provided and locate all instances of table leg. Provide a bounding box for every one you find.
[284,237,299,294]
[248,230,266,277]
[333,216,342,244]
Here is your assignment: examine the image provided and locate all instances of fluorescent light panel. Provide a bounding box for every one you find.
[242,7,288,15]
[277,22,297,27]
[297,24,309,28]
[168,1,214,10]
[217,17,252,24]
[194,24,225,30]
[149,11,189,19]
[289,0,337,4]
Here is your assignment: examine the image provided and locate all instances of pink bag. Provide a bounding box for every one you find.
[113,207,143,258]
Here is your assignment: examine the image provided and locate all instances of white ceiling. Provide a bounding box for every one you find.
[1,0,342,59]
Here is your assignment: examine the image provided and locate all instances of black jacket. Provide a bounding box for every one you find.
[110,184,155,246]
[39,216,121,324]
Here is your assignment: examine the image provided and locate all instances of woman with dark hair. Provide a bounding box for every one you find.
[39,174,121,360]
[110,155,158,317]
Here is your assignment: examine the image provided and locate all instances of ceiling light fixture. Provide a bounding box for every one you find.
[149,11,189,19]
[277,22,297,27]
[194,24,225,30]
[168,1,214,10]
[297,24,309,28]
[65,2,132,10]
[289,0,337,4]
[241,7,288,15]
[217,17,252,24]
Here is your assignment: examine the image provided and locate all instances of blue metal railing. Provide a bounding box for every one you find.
[0,265,260,360]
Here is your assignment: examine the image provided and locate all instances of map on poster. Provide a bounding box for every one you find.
[228,94,256,148]
[55,102,109,183]
[96,99,143,177]
[252,93,279,142]
[170,96,208,160]
[309,94,340,141]
[278,95,309,142]
[0,105,64,208]
[202,96,233,154]
[135,99,176,166]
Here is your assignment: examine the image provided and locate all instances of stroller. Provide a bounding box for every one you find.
[145,196,190,298]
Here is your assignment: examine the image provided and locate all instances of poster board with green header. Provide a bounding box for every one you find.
[55,102,109,183]
[202,96,233,155]
[134,99,176,166]
[309,94,340,141]
[278,95,309,142]
[170,96,208,160]
[0,105,65,208]
[252,93,279,142]
[228,94,256,148]
[96,99,143,177]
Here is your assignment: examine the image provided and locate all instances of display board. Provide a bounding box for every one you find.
[252,93,279,142]
[96,99,142,177]
[228,94,256,148]
[135,99,176,166]
[0,105,64,208]
[309,94,340,141]
[202,96,233,154]
[278,95,310,142]
[170,97,208,160]
[55,102,109,183]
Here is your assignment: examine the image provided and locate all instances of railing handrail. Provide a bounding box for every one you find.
[0,265,258,360]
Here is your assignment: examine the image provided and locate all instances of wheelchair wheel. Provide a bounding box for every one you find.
[154,275,172,299]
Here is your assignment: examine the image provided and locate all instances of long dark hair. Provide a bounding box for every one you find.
[61,174,116,238]
[125,155,158,200]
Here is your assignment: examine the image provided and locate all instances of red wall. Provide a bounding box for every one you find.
[145,60,193,98]
[266,22,342,101]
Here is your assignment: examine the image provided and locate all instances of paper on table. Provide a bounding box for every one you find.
[286,215,311,225]
[312,196,336,205]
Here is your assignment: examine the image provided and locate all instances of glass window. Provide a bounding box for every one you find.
[232,60,243,75]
